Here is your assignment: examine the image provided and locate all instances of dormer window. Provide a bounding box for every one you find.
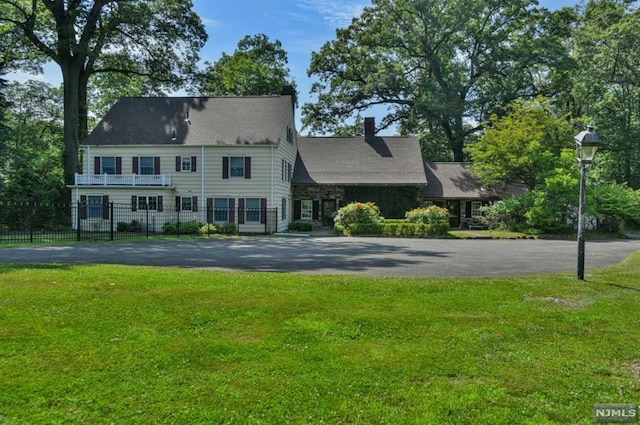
[286,126,293,143]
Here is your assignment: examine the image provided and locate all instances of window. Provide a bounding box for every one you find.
[214,198,230,222]
[301,200,313,220]
[230,157,245,178]
[181,197,193,211]
[140,157,155,175]
[138,196,158,210]
[181,157,191,171]
[282,198,288,220]
[245,198,261,222]
[88,196,103,219]
[101,157,116,174]
[471,201,483,218]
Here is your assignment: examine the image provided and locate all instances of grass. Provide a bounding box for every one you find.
[1,258,640,424]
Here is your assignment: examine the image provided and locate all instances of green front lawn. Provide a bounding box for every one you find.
[1,258,639,424]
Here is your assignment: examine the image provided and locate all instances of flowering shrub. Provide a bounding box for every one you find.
[404,205,450,235]
[334,202,383,235]
[406,205,448,223]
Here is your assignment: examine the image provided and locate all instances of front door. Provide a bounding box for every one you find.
[446,200,460,228]
[322,199,337,227]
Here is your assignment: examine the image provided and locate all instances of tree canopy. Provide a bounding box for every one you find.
[195,34,296,98]
[0,0,207,185]
[302,0,573,160]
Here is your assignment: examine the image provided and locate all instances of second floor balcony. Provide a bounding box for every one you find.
[74,173,173,187]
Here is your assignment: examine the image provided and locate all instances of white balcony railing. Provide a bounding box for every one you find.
[74,173,172,187]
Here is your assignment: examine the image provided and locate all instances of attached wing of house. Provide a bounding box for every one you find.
[291,118,427,223]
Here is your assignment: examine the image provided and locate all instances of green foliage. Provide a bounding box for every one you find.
[303,0,571,160]
[334,202,383,235]
[288,220,313,232]
[0,81,65,205]
[179,220,202,235]
[405,205,448,224]
[467,97,575,190]
[593,183,640,233]
[216,222,237,235]
[478,195,535,232]
[117,220,142,233]
[195,34,296,98]
[162,222,177,234]
[379,220,449,237]
[199,223,218,235]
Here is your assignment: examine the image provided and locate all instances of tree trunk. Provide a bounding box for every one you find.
[61,61,81,187]
[78,71,90,143]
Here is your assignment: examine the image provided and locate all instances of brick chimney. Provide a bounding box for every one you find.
[364,117,376,140]
[281,85,296,108]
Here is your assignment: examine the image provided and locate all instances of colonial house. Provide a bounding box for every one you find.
[70,89,298,233]
[71,90,515,233]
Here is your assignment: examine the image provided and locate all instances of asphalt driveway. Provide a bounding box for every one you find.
[2,236,640,277]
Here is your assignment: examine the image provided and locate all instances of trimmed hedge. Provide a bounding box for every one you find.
[337,219,450,237]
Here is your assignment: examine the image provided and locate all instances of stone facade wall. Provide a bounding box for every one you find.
[292,185,345,201]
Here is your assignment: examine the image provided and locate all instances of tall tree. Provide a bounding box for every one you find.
[195,34,296,98]
[303,0,574,161]
[571,0,640,188]
[0,0,207,186]
[0,80,64,203]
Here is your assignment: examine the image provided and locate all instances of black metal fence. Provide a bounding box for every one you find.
[0,201,278,243]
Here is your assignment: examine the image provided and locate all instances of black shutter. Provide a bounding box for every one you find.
[222,157,229,179]
[244,157,251,179]
[260,198,267,224]
[191,156,197,172]
[132,157,139,174]
[102,195,109,219]
[293,200,301,220]
[313,201,320,220]
[131,195,137,211]
[175,196,181,212]
[157,196,163,212]
[192,196,198,212]
[94,157,101,174]
[229,198,235,223]
[238,198,245,224]
[154,157,161,175]
[206,198,214,223]
[80,195,87,219]
[116,157,122,175]
[176,156,181,172]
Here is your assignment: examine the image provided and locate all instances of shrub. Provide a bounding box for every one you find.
[405,205,449,224]
[379,221,449,237]
[162,222,178,234]
[217,222,237,235]
[288,220,313,232]
[199,223,218,235]
[334,202,383,235]
[179,220,202,235]
[117,220,142,232]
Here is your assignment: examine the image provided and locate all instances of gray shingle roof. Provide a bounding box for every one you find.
[83,95,294,146]
[424,162,500,199]
[293,136,427,185]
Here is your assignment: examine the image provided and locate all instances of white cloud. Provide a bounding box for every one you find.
[297,0,369,28]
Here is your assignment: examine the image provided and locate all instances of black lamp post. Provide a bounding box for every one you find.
[575,125,603,280]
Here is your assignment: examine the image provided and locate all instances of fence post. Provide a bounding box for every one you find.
[146,207,149,239]
[76,201,81,241]
[29,203,34,243]
[110,202,114,241]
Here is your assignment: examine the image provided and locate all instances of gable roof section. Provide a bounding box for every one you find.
[424,162,501,200]
[83,95,293,146]
[293,136,427,186]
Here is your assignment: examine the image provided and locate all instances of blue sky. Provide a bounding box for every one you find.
[11,0,581,134]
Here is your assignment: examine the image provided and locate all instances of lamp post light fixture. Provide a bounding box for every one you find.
[575,125,603,280]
